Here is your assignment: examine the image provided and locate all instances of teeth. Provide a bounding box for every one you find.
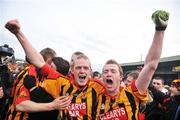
[79,75,86,79]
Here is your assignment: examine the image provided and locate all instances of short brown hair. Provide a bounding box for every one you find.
[104,59,123,75]
[40,48,56,61]
[127,70,139,80]
[52,57,70,76]
[153,76,165,85]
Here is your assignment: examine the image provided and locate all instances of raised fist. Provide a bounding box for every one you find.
[152,10,169,31]
[24,75,36,90]
[5,19,20,34]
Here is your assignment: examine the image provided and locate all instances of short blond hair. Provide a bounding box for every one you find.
[72,54,91,68]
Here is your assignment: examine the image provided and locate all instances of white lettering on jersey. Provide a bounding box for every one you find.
[68,102,87,117]
[98,107,127,120]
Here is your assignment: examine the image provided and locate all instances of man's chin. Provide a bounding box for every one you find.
[78,82,88,87]
[106,86,114,91]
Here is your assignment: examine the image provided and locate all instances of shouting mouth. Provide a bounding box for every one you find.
[106,79,113,85]
[79,75,86,79]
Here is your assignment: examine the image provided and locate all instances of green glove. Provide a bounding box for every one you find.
[152,10,169,31]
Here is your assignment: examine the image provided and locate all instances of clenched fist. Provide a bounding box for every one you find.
[152,10,169,31]
[5,19,21,34]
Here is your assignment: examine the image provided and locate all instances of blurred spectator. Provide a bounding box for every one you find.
[152,76,168,94]
[124,70,139,87]
[171,79,180,120]
[145,79,180,120]
[51,56,70,76]
[0,44,15,120]
[144,77,168,120]
[92,71,102,80]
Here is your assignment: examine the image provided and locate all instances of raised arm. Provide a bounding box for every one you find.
[5,19,45,68]
[135,10,169,94]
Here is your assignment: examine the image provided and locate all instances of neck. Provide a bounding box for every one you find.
[107,85,120,97]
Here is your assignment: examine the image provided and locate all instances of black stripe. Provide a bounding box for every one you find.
[20,112,25,120]
[35,68,42,81]
[81,86,88,120]
[91,88,97,120]
[11,110,17,120]
[100,95,106,114]
[62,111,66,120]
[6,68,28,120]
[6,109,11,119]
[15,69,28,86]
[73,117,78,120]
[66,111,71,120]
[66,88,79,120]
[62,84,74,119]
[12,68,28,97]
[117,103,128,117]
[82,97,88,120]
[118,103,125,107]
[60,85,65,96]
[125,91,136,120]
[66,84,74,95]
[109,98,115,111]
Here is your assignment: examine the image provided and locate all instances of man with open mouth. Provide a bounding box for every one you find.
[5,9,169,120]
[5,20,105,119]
[96,10,169,120]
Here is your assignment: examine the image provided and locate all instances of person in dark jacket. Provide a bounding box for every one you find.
[145,79,180,120]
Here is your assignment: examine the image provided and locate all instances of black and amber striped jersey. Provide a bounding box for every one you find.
[96,80,149,120]
[6,65,44,120]
[41,64,105,120]
[6,66,30,120]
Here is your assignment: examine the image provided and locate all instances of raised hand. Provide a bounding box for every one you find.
[152,10,169,31]
[5,19,20,34]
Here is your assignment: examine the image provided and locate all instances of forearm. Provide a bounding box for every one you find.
[15,31,45,68]
[145,31,164,65]
[136,31,164,94]
[16,100,55,112]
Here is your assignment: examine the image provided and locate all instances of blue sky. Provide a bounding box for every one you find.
[1,0,180,71]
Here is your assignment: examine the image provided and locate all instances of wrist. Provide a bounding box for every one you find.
[155,26,166,31]
[47,102,56,110]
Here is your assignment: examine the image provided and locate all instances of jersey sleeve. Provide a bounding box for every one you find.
[40,64,60,79]
[15,86,30,105]
[131,80,149,102]
[41,77,70,98]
